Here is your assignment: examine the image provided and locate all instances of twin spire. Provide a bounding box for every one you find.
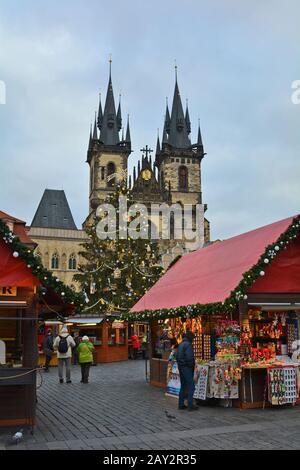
[90,61,131,147]
[89,62,203,155]
[159,67,203,151]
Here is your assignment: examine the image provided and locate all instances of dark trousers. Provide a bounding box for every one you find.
[178,366,195,408]
[44,354,52,371]
[80,362,92,383]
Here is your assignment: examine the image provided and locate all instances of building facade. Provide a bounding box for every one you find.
[85,65,210,267]
[29,65,211,282]
[28,189,87,290]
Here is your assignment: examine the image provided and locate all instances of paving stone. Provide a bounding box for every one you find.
[2,361,300,450]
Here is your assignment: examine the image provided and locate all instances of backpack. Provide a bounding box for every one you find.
[58,335,69,353]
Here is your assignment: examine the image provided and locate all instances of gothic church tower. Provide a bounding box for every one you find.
[85,62,132,225]
[155,69,210,248]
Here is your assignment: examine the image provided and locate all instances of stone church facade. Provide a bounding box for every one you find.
[28,65,210,285]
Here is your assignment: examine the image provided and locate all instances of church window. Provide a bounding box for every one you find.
[51,252,59,270]
[178,166,188,190]
[101,167,105,180]
[107,162,116,187]
[68,254,77,270]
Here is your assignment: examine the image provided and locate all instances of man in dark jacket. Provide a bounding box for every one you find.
[177,331,198,411]
[43,329,54,372]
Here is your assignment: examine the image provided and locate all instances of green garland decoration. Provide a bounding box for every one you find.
[0,219,85,309]
[119,215,300,323]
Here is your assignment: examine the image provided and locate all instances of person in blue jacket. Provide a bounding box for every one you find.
[176,331,198,411]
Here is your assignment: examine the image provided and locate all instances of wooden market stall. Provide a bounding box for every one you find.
[0,213,80,428]
[130,214,300,408]
[64,315,128,363]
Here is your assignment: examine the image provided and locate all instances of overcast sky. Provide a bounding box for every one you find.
[0,0,299,240]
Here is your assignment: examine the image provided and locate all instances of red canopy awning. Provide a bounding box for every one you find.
[0,239,40,287]
[131,215,298,313]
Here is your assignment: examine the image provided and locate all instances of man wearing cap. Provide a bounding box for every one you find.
[43,329,54,372]
[53,325,76,384]
[176,331,198,411]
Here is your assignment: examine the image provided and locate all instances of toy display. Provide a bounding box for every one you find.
[215,320,240,359]
[268,367,297,405]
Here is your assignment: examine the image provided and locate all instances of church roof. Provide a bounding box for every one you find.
[31,189,77,230]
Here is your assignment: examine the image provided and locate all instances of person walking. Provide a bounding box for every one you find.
[77,336,95,383]
[53,325,75,384]
[176,331,198,411]
[43,329,54,372]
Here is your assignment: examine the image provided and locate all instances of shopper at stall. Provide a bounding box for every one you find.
[77,336,95,384]
[141,333,149,359]
[53,325,76,384]
[177,331,198,411]
[43,329,54,372]
[131,334,141,359]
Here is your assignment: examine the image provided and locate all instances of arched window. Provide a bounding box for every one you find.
[107,162,116,187]
[51,252,59,270]
[68,254,77,270]
[178,166,188,190]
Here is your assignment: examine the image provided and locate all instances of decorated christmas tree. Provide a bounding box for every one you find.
[74,182,163,316]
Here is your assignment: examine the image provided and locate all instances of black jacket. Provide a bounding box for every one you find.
[177,337,195,369]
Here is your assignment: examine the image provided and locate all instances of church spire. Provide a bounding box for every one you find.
[125,114,131,144]
[162,116,168,145]
[185,99,191,135]
[165,98,171,134]
[88,124,92,151]
[197,119,203,147]
[100,59,120,145]
[117,94,122,131]
[97,93,103,130]
[92,112,98,140]
[156,130,161,155]
[168,66,190,149]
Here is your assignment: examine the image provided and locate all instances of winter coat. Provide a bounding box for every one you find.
[77,340,95,363]
[131,335,141,349]
[176,337,195,370]
[43,335,53,357]
[53,333,76,359]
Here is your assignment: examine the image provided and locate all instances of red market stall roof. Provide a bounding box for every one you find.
[0,234,40,288]
[0,211,36,248]
[131,214,300,313]
[0,214,84,308]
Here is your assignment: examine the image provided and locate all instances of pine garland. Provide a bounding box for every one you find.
[120,215,300,322]
[0,219,85,308]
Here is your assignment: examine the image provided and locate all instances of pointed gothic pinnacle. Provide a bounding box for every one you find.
[125,114,131,143]
[93,112,98,140]
[97,93,103,130]
[197,118,203,146]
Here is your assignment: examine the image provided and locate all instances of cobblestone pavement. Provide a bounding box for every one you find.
[1,360,300,450]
